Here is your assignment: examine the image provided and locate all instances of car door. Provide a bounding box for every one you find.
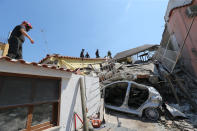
[127,82,149,110]
[104,82,129,107]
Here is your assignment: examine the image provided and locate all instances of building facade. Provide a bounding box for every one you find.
[0,56,100,131]
[156,0,197,78]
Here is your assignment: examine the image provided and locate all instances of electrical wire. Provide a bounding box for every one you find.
[40,29,51,55]
[171,16,196,72]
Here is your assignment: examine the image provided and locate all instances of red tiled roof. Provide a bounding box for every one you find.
[0,56,74,73]
[38,54,106,64]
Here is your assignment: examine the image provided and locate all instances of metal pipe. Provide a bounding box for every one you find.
[80,77,89,131]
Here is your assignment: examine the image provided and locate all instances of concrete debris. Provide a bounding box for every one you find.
[77,40,197,130]
[113,44,159,63]
[98,62,159,86]
[91,57,197,130]
[165,103,186,118]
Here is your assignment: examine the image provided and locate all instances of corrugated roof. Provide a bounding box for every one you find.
[165,0,194,22]
[39,54,106,64]
[0,56,74,73]
[114,44,159,60]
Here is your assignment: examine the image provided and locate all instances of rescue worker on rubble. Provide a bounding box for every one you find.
[7,21,34,59]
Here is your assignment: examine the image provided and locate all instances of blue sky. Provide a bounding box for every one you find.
[0,0,168,62]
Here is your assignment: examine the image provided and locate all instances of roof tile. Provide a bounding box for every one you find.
[0,56,75,73]
[39,54,106,64]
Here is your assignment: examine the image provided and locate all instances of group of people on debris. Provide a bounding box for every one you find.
[80,49,112,59]
[80,49,100,59]
[80,49,90,58]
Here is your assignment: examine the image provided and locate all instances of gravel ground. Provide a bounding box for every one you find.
[94,110,168,131]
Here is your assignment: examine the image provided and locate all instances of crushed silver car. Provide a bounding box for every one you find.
[103,81,162,120]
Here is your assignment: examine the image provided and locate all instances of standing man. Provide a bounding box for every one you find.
[80,49,85,59]
[85,52,90,58]
[7,21,34,59]
[95,49,100,58]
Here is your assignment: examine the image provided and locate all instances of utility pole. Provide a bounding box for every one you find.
[80,77,89,131]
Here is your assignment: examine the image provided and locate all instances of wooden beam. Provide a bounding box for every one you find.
[30,121,51,130]
[26,106,34,130]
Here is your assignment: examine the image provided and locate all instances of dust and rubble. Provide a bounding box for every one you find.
[1,0,197,131]
[83,43,197,131]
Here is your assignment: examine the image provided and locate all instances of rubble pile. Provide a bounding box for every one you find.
[98,62,159,87]
[91,58,197,130]
[82,41,197,130]
[154,61,197,130]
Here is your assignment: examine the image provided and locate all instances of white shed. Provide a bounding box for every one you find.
[0,57,100,131]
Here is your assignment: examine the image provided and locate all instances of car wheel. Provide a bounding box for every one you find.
[144,108,160,121]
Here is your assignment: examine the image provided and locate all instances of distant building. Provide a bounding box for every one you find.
[0,42,9,57]
[39,54,106,74]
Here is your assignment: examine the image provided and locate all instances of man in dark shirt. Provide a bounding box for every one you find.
[7,21,34,59]
[80,49,85,58]
[85,52,90,58]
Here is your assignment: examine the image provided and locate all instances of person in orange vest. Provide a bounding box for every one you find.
[7,21,34,59]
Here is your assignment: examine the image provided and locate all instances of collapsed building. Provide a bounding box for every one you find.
[97,0,197,130]
[154,0,197,107]
[155,0,197,77]
[113,44,159,64]
[96,45,164,121]
[0,0,197,130]
[99,44,160,86]
[154,0,197,129]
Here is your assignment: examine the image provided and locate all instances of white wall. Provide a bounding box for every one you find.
[59,75,83,131]
[59,76,101,131]
[0,60,101,131]
[85,76,101,117]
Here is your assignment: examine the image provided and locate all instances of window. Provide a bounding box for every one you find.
[157,26,179,72]
[31,104,53,126]
[0,74,60,131]
[104,82,128,107]
[128,84,149,109]
[186,5,197,17]
[0,107,28,131]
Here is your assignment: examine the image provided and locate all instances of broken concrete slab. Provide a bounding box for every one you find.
[165,104,186,118]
